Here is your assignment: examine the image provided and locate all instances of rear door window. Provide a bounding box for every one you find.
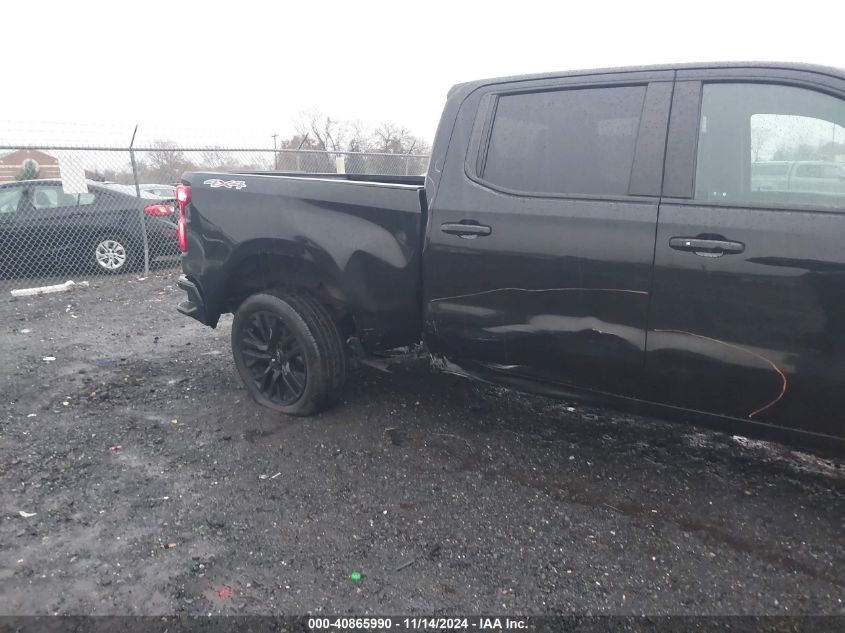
[482,85,647,196]
[32,186,81,210]
[30,186,97,209]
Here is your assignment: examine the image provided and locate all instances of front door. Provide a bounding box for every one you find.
[424,72,673,397]
[646,72,845,439]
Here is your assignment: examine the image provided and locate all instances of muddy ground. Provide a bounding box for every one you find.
[0,273,843,615]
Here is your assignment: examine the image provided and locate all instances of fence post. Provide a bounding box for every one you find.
[129,125,150,276]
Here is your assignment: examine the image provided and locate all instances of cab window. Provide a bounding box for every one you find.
[482,85,647,196]
[695,83,845,207]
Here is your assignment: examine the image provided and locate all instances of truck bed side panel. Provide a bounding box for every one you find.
[181,173,425,349]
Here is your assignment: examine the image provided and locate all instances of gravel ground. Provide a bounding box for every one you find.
[0,272,843,616]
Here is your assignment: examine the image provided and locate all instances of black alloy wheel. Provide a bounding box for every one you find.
[241,310,307,406]
[231,291,346,416]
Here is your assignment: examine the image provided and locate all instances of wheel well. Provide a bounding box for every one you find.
[225,253,354,338]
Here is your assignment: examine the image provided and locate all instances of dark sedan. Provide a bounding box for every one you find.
[0,179,179,277]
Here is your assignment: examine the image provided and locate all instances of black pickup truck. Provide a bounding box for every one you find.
[177,62,845,450]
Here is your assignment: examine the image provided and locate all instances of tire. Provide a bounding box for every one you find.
[91,233,138,274]
[231,291,346,416]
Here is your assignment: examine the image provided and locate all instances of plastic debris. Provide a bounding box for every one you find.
[349,571,362,582]
[18,511,37,518]
[42,357,56,362]
[10,280,89,297]
[215,585,234,600]
[20,329,32,334]
[270,472,281,480]
[109,444,123,452]
[96,358,114,367]
[27,414,36,418]
[164,542,177,549]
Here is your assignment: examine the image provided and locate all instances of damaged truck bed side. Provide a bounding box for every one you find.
[177,62,845,451]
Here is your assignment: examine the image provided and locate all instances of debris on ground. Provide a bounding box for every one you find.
[215,586,234,600]
[17,511,37,518]
[10,280,89,297]
[395,558,417,571]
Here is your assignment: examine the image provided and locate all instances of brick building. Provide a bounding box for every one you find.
[0,149,61,183]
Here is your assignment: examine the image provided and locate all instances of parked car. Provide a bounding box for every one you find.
[176,62,845,451]
[140,183,177,198]
[752,160,845,197]
[102,183,177,199]
[0,179,178,276]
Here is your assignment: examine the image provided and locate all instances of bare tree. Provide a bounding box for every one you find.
[294,109,350,152]
[140,140,195,183]
[200,147,236,170]
[346,119,371,153]
[372,123,430,154]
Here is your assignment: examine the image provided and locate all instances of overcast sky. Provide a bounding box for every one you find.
[3,0,844,147]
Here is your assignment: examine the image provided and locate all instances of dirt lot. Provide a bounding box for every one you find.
[1,273,843,615]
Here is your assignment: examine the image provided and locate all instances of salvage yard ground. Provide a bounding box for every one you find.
[0,273,843,614]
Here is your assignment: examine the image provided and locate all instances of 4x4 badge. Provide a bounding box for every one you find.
[203,179,247,190]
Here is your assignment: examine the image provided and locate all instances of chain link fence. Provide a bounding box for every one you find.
[0,128,429,294]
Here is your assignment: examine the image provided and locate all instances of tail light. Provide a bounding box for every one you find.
[143,203,174,217]
[175,184,191,253]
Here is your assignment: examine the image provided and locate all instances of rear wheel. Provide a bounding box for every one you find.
[231,291,346,416]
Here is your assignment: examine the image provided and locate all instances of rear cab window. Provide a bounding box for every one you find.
[479,85,647,196]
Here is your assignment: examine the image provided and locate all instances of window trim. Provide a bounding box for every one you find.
[464,77,670,203]
[664,72,845,213]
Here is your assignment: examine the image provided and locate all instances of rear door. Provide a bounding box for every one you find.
[646,68,845,439]
[424,70,673,397]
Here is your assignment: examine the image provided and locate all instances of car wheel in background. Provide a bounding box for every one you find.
[231,291,346,416]
[91,235,137,274]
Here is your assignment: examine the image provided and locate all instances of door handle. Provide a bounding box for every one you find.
[669,237,745,257]
[440,221,492,239]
